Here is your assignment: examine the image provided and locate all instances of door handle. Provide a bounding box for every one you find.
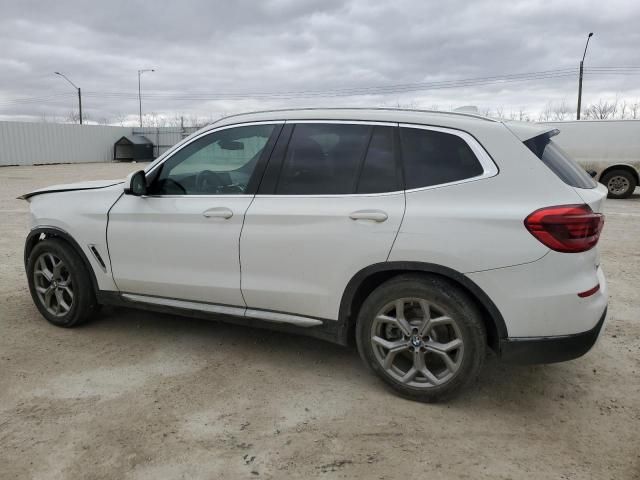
[202,207,233,219]
[349,209,388,222]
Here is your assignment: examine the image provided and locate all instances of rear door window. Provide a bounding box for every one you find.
[400,127,485,189]
[524,133,597,189]
[357,126,398,194]
[274,123,398,195]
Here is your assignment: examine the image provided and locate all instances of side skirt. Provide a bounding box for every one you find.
[96,291,344,345]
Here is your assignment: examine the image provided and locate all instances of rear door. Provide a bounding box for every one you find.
[239,121,405,321]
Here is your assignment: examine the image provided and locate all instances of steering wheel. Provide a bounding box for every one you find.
[196,170,226,194]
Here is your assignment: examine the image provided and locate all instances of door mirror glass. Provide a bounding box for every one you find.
[124,170,148,196]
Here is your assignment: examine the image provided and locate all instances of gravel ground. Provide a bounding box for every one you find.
[0,162,638,480]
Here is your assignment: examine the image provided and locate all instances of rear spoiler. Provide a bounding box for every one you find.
[503,121,560,141]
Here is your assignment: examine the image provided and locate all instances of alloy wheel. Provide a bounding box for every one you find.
[370,298,464,388]
[33,252,74,317]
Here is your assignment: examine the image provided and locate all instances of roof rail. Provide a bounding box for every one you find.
[207,107,497,127]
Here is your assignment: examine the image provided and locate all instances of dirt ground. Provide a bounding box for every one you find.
[0,162,638,480]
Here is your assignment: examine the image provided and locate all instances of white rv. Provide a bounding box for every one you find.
[538,120,640,198]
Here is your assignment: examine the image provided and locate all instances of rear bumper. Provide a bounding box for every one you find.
[499,307,607,364]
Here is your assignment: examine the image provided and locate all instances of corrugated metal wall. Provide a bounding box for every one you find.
[0,122,201,166]
[0,122,130,166]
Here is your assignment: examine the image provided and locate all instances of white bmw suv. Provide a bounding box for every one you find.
[21,108,608,402]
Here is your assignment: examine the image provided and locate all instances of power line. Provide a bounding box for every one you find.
[0,92,75,107]
[1,65,639,108]
[81,68,640,101]
[90,68,580,99]
[82,68,580,101]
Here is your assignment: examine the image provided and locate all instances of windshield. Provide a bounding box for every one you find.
[524,133,597,189]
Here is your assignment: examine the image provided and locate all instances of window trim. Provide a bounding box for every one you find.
[144,119,498,199]
[143,121,285,198]
[398,123,499,193]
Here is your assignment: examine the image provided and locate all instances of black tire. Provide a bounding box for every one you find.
[356,274,486,402]
[601,169,637,199]
[26,238,99,327]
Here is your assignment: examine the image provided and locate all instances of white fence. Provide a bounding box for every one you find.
[0,121,199,166]
[132,126,199,158]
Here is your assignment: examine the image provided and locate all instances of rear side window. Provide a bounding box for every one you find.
[275,123,398,195]
[400,127,484,189]
[524,133,596,189]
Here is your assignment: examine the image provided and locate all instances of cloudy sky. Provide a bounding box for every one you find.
[0,0,639,125]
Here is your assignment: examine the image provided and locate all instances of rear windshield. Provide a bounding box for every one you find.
[524,133,596,189]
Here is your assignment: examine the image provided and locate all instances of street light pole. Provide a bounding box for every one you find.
[54,71,82,124]
[138,69,155,128]
[577,32,594,120]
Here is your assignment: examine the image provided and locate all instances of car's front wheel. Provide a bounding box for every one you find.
[26,238,99,327]
[356,274,486,402]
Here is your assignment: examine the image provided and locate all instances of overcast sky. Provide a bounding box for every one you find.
[0,0,639,125]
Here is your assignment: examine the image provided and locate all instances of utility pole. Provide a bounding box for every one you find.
[54,71,82,124]
[78,88,82,125]
[577,32,594,120]
[138,68,155,128]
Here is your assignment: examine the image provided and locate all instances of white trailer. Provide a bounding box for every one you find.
[538,120,640,198]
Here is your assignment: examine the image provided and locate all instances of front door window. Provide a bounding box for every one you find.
[150,124,276,195]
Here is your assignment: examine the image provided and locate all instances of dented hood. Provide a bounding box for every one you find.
[18,179,123,200]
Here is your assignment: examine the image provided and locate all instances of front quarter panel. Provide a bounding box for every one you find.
[27,184,124,291]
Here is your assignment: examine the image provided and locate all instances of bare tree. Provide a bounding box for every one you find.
[64,109,82,124]
[507,108,531,122]
[552,100,571,121]
[630,101,640,119]
[583,99,618,119]
[165,114,184,128]
[619,100,629,119]
[142,112,169,128]
[518,107,530,122]
[113,112,128,126]
[538,102,553,122]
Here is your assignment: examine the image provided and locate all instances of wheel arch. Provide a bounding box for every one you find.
[24,227,100,296]
[599,164,640,185]
[338,262,508,352]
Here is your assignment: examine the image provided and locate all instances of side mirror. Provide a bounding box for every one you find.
[124,170,148,196]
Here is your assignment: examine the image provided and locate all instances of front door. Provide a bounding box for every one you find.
[108,123,281,307]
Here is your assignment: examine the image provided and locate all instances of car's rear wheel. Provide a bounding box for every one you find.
[27,238,98,327]
[356,274,486,402]
[601,169,637,199]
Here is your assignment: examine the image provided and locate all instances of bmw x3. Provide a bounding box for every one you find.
[21,108,608,401]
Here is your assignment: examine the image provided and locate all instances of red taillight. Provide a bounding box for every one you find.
[524,204,604,253]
